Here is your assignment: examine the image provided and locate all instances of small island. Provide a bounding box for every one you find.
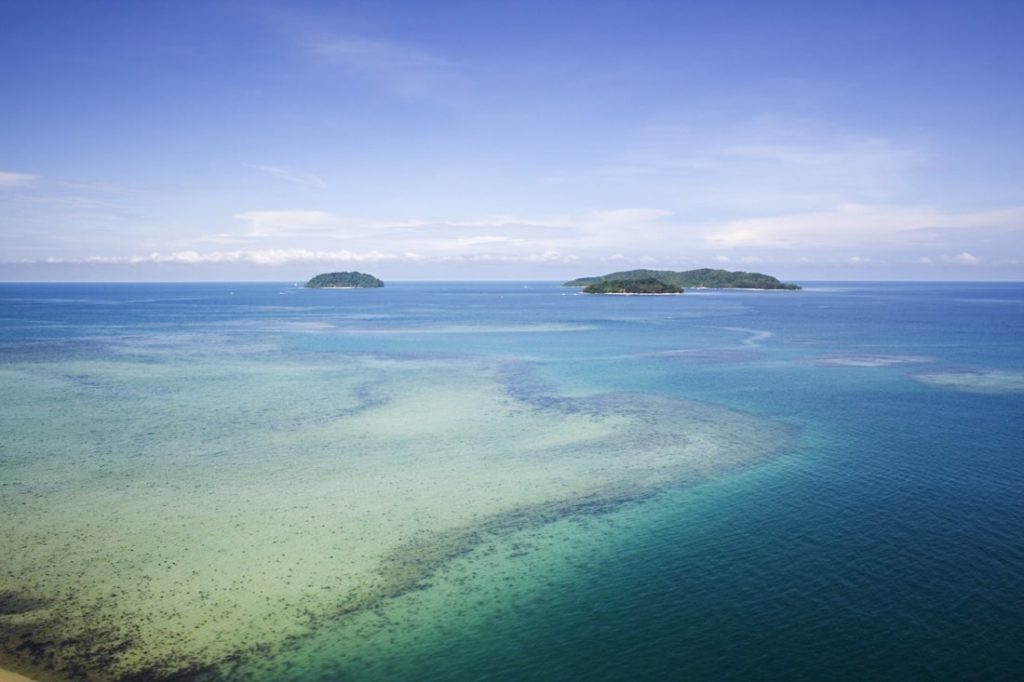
[583,278,682,295]
[565,268,800,290]
[305,271,384,288]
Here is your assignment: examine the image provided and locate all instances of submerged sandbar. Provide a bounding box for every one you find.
[0,352,793,680]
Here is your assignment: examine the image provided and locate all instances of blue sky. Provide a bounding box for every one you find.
[2,0,1022,280]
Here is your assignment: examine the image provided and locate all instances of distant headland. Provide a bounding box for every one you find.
[305,272,384,288]
[565,268,800,291]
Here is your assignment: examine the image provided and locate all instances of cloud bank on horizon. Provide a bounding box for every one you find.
[1,0,1022,280]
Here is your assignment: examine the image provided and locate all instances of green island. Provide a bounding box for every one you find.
[583,278,682,295]
[565,268,800,290]
[305,271,384,288]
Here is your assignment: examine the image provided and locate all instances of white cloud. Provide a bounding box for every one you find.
[0,170,37,189]
[441,235,514,250]
[23,248,599,267]
[943,252,982,265]
[590,208,672,224]
[247,164,326,188]
[197,233,258,245]
[705,204,1024,249]
[216,206,673,256]
[233,210,335,236]
[38,249,418,266]
[598,119,928,214]
[382,208,672,234]
[366,214,554,231]
[719,136,924,179]
[18,194,1014,274]
[307,34,461,97]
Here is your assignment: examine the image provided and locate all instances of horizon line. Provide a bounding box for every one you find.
[1,278,1022,285]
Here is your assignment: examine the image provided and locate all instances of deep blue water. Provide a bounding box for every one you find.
[2,280,1023,680]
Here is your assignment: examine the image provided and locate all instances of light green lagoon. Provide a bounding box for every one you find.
[0,325,791,680]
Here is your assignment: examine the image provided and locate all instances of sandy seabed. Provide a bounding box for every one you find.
[0,349,793,681]
[912,369,1024,393]
[0,668,34,682]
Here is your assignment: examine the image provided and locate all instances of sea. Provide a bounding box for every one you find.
[1,281,1022,681]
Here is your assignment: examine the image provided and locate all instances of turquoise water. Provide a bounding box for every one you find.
[1,281,1023,680]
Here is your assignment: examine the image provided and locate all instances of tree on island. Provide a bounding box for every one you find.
[305,272,384,288]
[583,278,682,294]
[565,268,800,290]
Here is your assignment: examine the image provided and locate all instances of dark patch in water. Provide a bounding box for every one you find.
[118,662,224,682]
[0,591,48,615]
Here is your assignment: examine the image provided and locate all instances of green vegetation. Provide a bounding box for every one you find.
[565,268,800,290]
[305,272,384,288]
[583,278,682,295]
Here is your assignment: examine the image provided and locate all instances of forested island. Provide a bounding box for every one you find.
[305,272,384,288]
[565,268,800,290]
[583,278,682,295]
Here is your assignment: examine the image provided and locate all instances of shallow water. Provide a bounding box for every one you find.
[1,281,1023,680]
